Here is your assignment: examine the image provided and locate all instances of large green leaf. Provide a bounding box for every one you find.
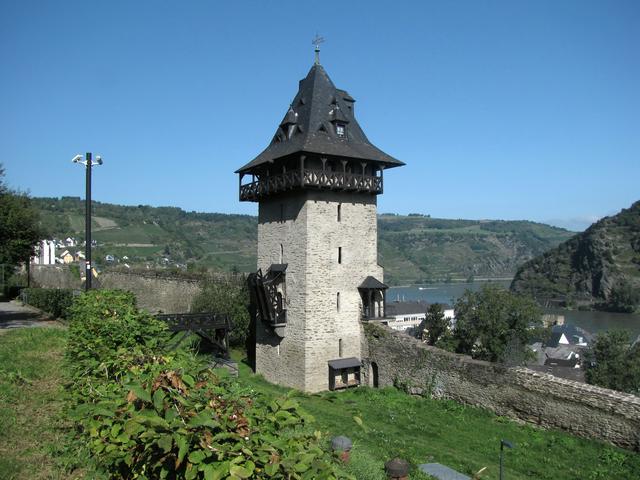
[229,464,253,478]
[188,412,219,429]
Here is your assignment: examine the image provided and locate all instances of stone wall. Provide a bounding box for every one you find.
[256,190,382,393]
[29,265,202,313]
[99,272,201,313]
[363,324,640,450]
[30,265,82,290]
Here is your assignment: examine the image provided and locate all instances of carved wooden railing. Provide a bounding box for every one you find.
[240,169,383,201]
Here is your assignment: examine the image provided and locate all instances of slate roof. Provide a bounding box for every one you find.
[328,357,361,369]
[267,263,288,273]
[386,301,430,316]
[547,324,593,347]
[358,276,388,290]
[236,63,404,173]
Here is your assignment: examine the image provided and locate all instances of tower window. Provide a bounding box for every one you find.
[339,338,343,357]
[337,292,340,312]
[338,247,342,264]
[337,203,342,222]
[279,244,283,263]
[336,123,345,137]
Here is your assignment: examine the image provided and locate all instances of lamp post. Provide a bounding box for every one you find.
[499,439,514,480]
[72,152,102,291]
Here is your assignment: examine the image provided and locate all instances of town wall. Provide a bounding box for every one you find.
[99,272,201,313]
[363,324,640,450]
[30,265,81,290]
[29,265,203,313]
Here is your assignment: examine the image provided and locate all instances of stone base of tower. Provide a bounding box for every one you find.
[252,188,383,393]
[255,323,365,393]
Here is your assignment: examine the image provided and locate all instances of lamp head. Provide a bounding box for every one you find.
[71,154,83,163]
[95,155,103,165]
[501,439,514,449]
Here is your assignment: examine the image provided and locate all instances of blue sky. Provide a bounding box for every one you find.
[1,1,638,231]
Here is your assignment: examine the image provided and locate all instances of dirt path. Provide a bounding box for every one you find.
[0,301,63,332]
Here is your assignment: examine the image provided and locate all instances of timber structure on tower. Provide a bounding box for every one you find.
[236,63,404,202]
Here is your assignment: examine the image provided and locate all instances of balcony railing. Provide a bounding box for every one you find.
[240,168,383,201]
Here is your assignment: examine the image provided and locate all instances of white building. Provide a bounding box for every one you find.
[32,240,56,265]
[385,301,455,333]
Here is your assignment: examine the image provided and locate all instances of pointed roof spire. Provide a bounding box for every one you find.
[236,62,404,174]
[312,33,324,65]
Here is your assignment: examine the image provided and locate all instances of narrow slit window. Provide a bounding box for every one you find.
[339,338,343,357]
[338,247,342,264]
[337,292,340,312]
[337,203,341,222]
[279,244,283,263]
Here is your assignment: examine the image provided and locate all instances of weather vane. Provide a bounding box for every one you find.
[312,33,325,64]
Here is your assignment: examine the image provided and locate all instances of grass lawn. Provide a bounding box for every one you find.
[2,327,638,480]
[0,328,102,480]
[231,351,640,480]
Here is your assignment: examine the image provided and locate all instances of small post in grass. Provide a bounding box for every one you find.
[499,439,514,480]
[385,457,410,480]
[330,436,353,463]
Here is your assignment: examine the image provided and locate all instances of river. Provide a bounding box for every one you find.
[388,281,640,338]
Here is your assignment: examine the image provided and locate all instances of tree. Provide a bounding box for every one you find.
[190,276,250,348]
[422,303,449,345]
[605,280,639,313]
[0,165,43,269]
[452,285,542,364]
[583,330,640,395]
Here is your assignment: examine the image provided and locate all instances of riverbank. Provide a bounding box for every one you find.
[389,282,640,337]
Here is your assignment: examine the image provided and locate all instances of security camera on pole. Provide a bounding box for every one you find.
[72,152,102,291]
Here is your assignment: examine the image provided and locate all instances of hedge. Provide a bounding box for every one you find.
[21,287,75,319]
[65,289,348,479]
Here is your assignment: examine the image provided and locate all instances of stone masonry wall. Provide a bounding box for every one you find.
[30,265,82,290]
[29,265,202,313]
[364,324,640,450]
[99,272,201,313]
[256,190,382,393]
[304,191,382,392]
[256,193,309,391]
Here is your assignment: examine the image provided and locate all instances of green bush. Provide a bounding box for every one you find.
[21,287,74,318]
[65,290,346,479]
[191,277,250,348]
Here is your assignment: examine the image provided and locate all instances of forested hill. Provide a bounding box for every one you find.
[377,214,572,284]
[33,196,573,285]
[511,200,640,311]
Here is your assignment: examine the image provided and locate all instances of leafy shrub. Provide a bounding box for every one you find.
[191,277,250,348]
[583,330,640,395]
[65,290,346,479]
[21,287,74,318]
[604,280,639,313]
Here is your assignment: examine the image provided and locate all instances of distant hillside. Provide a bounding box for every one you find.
[33,197,573,285]
[33,197,258,273]
[511,201,640,310]
[378,214,572,285]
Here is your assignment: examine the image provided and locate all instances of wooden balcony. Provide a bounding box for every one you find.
[239,168,383,201]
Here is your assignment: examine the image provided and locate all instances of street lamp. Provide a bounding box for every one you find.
[499,439,514,480]
[72,152,102,291]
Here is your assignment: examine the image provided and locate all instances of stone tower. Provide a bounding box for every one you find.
[237,58,403,393]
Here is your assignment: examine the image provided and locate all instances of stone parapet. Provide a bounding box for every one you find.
[364,325,640,450]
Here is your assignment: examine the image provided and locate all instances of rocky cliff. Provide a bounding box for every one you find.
[511,201,640,309]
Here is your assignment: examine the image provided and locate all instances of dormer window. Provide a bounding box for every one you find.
[336,123,346,137]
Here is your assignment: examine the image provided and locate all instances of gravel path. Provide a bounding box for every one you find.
[0,301,63,332]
